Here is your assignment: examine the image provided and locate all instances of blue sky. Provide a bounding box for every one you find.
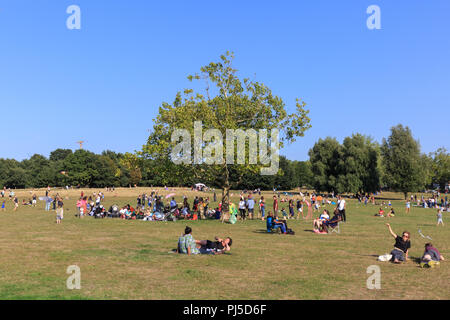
[1,0,449,161]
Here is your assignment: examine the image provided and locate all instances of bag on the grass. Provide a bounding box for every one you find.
[378,254,392,262]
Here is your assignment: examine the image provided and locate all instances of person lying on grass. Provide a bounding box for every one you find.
[420,243,445,268]
[386,223,410,264]
[195,237,232,255]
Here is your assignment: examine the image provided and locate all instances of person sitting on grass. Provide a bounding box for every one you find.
[313,209,330,233]
[143,209,153,221]
[387,208,395,218]
[386,223,411,264]
[266,211,285,233]
[177,226,200,255]
[273,214,287,234]
[321,209,343,233]
[195,236,233,255]
[420,243,445,268]
[375,207,385,217]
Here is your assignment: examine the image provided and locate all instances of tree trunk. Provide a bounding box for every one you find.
[221,164,231,214]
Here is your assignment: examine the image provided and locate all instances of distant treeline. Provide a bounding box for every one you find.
[0,149,312,191]
[1,125,448,196]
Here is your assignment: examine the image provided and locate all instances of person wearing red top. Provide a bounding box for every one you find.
[273,195,278,214]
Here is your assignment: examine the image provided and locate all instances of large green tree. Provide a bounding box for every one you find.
[429,148,450,191]
[309,137,343,193]
[339,134,381,194]
[381,124,426,199]
[141,52,311,210]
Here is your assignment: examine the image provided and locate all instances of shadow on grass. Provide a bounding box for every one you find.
[252,230,273,234]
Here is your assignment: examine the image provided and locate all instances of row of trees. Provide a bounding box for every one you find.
[309,125,449,198]
[0,149,138,189]
[0,148,310,191]
[1,125,447,199]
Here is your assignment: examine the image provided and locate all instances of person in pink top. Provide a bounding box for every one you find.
[273,195,278,214]
[304,199,313,220]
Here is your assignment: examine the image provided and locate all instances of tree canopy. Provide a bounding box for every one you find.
[141,52,311,210]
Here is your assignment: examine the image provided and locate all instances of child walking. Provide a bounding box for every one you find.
[56,202,64,224]
[437,208,444,226]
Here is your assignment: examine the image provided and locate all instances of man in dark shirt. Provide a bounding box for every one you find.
[195,237,232,254]
[386,223,411,263]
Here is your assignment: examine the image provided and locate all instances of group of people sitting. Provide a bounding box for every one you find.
[374,207,395,218]
[312,209,343,234]
[177,226,232,255]
[379,224,445,268]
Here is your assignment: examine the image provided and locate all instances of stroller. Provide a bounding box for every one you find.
[93,206,105,219]
[107,205,120,218]
[162,205,177,222]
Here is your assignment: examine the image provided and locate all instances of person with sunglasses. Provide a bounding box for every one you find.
[386,223,411,264]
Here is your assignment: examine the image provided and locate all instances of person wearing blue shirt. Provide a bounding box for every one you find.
[247,195,255,220]
[170,197,177,210]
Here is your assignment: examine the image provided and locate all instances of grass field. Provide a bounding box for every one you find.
[0,188,448,300]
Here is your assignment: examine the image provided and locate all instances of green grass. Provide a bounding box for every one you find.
[0,189,448,300]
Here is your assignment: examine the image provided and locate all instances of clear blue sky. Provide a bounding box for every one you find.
[1,0,449,161]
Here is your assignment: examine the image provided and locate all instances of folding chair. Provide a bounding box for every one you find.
[328,222,341,234]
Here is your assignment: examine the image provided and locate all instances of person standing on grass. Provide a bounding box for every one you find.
[56,200,64,224]
[247,195,255,220]
[259,196,265,221]
[53,193,59,210]
[386,223,411,264]
[405,199,411,214]
[32,194,37,207]
[296,198,304,219]
[45,196,52,211]
[437,208,444,226]
[238,197,246,221]
[1,200,6,212]
[304,198,313,220]
[289,199,295,219]
[273,195,278,215]
[13,196,19,212]
[337,195,346,222]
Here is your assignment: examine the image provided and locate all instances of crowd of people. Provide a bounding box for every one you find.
[2,184,448,267]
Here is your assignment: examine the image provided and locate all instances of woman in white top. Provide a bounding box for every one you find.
[239,198,247,221]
